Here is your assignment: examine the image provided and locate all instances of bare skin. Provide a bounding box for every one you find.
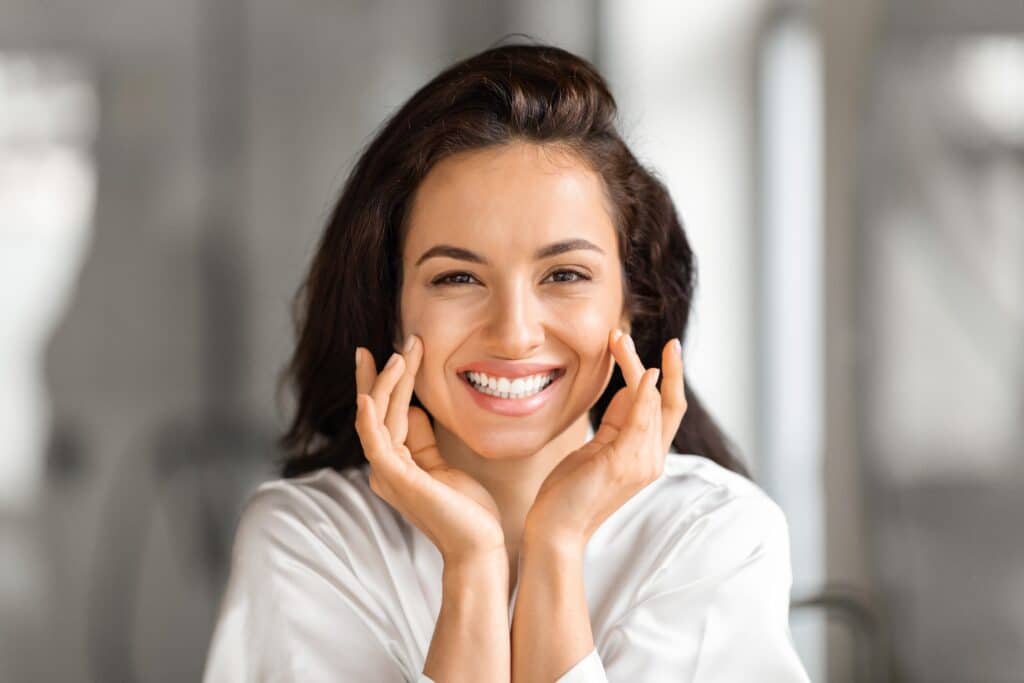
[396,142,629,580]
[512,330,685,681]
[353,141,688,681]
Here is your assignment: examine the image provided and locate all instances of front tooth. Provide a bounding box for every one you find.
[467,371,557,394]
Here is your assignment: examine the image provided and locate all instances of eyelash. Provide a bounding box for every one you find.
[430,269,592,287]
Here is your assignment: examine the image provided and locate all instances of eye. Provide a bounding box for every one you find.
[430,271,480,286]
[430,268,593,286]
[546,269,591,284]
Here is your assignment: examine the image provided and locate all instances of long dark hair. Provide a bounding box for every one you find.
[276,40,749,479]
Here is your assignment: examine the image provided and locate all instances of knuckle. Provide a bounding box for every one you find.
[609,463,631,487]
[669,395,687,415]
[604,445,644,487]
[600,444,626,481]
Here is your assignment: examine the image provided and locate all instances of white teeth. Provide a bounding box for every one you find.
[465,370,559,399]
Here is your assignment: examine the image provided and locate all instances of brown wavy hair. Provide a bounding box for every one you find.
[276,39,749,480]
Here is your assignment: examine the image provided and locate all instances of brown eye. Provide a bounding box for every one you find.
[431,272,479,286]
[546,269,590,283]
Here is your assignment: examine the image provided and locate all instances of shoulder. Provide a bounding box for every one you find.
[658,451,788,533]
[236,466,370,531]
[624,452,787,531]
[230,465,403,564]
[612,452,791,593]
[208,467,429,682]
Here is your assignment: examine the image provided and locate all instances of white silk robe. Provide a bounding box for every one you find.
[203,435,810,682]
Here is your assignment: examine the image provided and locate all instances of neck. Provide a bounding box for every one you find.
[434,414,592,582]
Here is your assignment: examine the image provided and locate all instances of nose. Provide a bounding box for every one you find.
[483,280,546,358]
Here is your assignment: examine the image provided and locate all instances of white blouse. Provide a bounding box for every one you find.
[203,436,810,682]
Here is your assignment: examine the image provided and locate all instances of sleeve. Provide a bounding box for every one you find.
[554,648,607,682]
[555,494,810,683]
[202,485,433,683]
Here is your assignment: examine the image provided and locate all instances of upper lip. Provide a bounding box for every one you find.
[456,360,565,379]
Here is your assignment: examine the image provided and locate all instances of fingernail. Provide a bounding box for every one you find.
[673,338,682,353]
[612,329,623,343]
[650,368,661,384]
[355,347,362,367]
[402,334,415,353]
[385,353,399,369]
[624,334,635,353]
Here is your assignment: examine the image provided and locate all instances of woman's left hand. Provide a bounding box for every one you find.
[524,330,688,547]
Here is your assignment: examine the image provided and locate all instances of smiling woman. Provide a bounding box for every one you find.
[399,142,627,470]
[203,39,809,683]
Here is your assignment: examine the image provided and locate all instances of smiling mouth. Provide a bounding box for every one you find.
[458,368,565,401]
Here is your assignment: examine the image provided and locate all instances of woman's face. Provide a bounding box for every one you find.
[398,141,629,459]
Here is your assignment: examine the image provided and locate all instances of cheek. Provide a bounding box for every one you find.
[401,299,467,397]
[560,294,619,346]
[553,302,619,386]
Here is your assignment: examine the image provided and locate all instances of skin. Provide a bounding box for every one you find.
[353,141,688,681]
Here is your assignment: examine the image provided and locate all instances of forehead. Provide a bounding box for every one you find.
[403,142,617,259]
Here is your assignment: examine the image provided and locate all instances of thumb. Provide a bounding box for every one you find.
[594,386,631,444]
[406,407,445,470]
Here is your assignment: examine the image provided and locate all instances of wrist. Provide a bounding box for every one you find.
[440,554,509,621]
[524,496,592,550]
[521,522,586,560]
[442,548,508,584]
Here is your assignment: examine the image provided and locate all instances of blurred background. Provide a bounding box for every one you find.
[1,0,1022,681]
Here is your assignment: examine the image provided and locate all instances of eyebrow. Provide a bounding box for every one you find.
[415,238,605,267]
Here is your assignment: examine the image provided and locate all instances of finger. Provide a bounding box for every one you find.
[595,328,656,443]
[355,346,377,397]
[357,395,428,514]
[406,406,445,470]
[660,338,687,453]
[594,385,630,444]
[609,329,646,397]
[370,351,406,423]
[385,335,422,446]
[605,368,659,472]
[642,369,662,472]
[355,393,400,476]
[650,384,665,478]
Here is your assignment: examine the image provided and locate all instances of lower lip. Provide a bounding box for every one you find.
[460,370,565,417]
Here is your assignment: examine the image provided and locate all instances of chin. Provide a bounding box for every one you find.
[467,413,584,458]
[463,431,551,460]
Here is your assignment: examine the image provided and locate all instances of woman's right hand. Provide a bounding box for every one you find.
[354,336,507,567]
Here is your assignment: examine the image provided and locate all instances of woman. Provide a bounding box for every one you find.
[203,41,810,682]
